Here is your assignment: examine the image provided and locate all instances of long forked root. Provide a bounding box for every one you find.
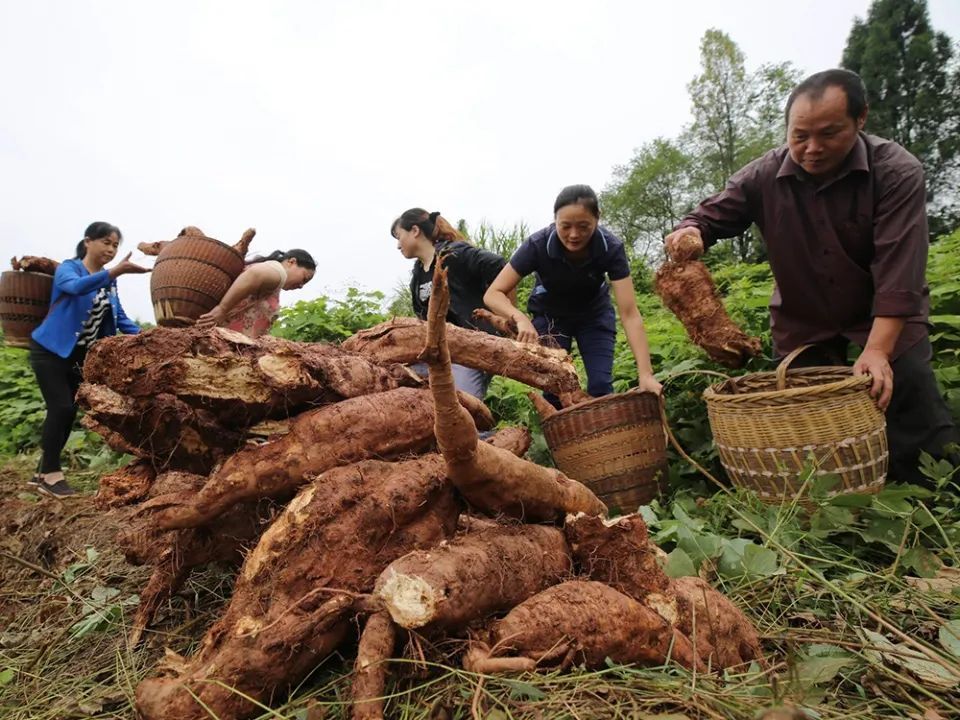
[351,611,398,720]
[421,258,606,522]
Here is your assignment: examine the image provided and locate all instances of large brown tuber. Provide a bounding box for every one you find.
[564,512,763,670]
[78,384,244,473]
[135,454,462,720]
[83,327,421,425]
[463,580,702,673]
[420,259,605,522]
[152,386,493,530]
[374,522,572,633]
[343,317,582,396]
[654,258,761,368]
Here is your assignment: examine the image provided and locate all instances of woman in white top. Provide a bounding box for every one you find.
[195,249,316,338]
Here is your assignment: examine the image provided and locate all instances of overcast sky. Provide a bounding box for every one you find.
[2,0,958,324]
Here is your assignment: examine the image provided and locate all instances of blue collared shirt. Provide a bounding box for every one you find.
[509,223,631,317]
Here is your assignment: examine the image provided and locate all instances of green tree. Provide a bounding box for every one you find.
[601,137,700,260]
[842,0,960,234]
[603,30,798,263]
[684,29,799,260]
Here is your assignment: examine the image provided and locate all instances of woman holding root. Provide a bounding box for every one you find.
[484,184,661,402]
[392,208,510,399]
[195,249,316,338]
[29,221,149,497]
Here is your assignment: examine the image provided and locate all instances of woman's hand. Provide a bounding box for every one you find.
[195,305,226,330]
[636,372,662,395]
[108,252,151,278]
[514,315,539,344]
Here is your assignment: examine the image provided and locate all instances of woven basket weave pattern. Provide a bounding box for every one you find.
[151,236,245,327]
[0,271,53,348]
[704,364,888,504]
[543,391,667,512]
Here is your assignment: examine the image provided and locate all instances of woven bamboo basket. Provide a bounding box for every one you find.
[151,235,246,327]
[542,390,668,513]
[703,345,887,505]
[0,271,53,348]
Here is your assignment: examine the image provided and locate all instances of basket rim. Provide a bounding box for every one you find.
[156,234,245,263]
[1,270,56,280]
[542,388,660,427]
[703,366,871,403]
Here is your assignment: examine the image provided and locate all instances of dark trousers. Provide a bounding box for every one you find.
[785,336,959,486]
[29,341,85,474]
[533,307,617,402]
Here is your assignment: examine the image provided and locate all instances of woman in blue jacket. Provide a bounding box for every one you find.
[29,221,149,497]
[484,185,661,403]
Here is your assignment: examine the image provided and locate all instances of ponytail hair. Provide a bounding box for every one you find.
[247,248,316,270]
[391,208,466,245]
[76,221,122,259]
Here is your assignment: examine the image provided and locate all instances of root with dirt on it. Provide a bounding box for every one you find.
[463,580,703,673]
[152,386,493,530]
[654,258,761,369]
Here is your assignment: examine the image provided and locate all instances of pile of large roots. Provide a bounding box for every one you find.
[81,271,763,720]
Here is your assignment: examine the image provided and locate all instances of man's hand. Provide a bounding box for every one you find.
[514,315,539,344]
[195,305,226,330]
[853,347,894,411]
[663,227,704,262]
[637,372,662,395]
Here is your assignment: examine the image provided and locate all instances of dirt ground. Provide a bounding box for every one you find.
[0,457,234,720]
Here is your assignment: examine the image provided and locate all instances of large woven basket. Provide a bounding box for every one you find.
[703,345,887,505]
[0,271,53,348]
[150,234,246,327]
[542,390,667,513]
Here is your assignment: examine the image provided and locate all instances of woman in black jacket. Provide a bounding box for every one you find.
[392,208,509,399]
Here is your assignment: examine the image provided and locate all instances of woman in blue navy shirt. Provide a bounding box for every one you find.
[29,221,149,497]
[484,185,661,400]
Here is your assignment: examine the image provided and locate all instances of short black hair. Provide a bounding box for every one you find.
[553,184,600,218]
[785,69,868,124]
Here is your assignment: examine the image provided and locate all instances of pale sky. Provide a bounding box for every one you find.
[2,0,958,324]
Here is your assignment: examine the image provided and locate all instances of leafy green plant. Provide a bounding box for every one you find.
[272,288,388,343]
[69,586,139,639]
[0,345,45,455]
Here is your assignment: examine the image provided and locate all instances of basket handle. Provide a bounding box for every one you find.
[775,344,816,392]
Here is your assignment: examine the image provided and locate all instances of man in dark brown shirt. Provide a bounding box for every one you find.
[665,68,957,486]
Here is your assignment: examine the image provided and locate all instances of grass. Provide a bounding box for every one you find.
[1,452,959,720]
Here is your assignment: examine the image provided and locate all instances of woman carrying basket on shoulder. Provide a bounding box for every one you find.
[29,221,149,497]
[484,184,661,404]
[195,249,316,338]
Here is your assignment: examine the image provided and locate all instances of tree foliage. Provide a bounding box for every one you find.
[842,0,960,233]
[603,29,798,263]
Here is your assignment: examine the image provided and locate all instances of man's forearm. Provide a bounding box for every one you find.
[864,316,907,357]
